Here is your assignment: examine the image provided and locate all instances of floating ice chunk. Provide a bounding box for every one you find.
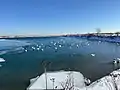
[91,53,95,57]
[0,58,5,62]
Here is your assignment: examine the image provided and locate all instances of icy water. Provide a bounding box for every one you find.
[0,37,120,90]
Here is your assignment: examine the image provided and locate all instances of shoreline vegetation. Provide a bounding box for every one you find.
[1,33,120,43]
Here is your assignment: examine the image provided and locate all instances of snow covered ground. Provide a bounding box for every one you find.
[27,69,120,90]
[27,71,86,90]
[79,69,120,90]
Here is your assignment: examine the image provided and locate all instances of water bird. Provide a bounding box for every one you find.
[114,58,120,63]
[91,53,95,57]
[116,58,120,61]
[55,47,58,50]
[41,49,44,51]
[37,48,40,50]
[0,58,5,62]
[25,49,28,52]
[54,43,56,46]
[59,45,62,48]
[32,47,35,50]
[113,60,117,64]
[76,44,79,48]
[84,78,91,85]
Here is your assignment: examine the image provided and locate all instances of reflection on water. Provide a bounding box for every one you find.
[0,37,120,90]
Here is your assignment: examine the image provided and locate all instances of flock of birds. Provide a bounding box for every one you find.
[0,39,120,67]
[21,39,120,67]
[21,39,91,53]
[113,58,120,64]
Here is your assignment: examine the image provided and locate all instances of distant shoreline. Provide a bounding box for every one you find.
[0,33,120,40]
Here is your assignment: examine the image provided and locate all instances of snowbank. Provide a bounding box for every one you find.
[79,69,120,90]
[27,71,85,90]
[27,69,120,90]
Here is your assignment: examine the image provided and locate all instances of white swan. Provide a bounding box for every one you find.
[32,47,35,50]
[59,45,62,48]
[25,49,28,52]
[113,60,117,64]
[41,49,44,51]
[37,48,40,50]
[91,53,95,57]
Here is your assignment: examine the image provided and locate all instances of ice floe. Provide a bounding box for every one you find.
[0,58,5,62]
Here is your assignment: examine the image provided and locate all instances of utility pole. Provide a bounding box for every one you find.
[44,66,47,90]
[41,60,51,90]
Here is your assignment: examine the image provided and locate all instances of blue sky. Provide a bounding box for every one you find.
[0,0,120,35]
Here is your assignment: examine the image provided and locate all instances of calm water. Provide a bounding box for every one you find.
[0,37,120,90]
